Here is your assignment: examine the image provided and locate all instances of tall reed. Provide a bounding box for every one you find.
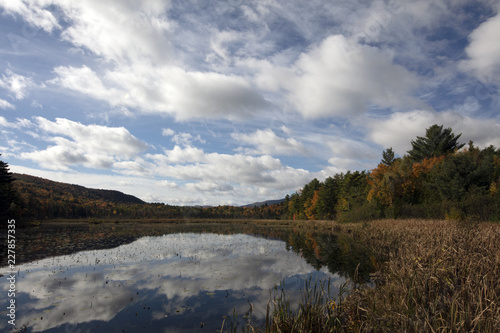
[254,219,500,332]
[346,219,500,332]
[264,278,350,333]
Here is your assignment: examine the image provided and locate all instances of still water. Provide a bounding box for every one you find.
[1,224,371,332]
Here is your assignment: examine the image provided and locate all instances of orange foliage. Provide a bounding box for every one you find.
[368,157,445,206]
[367,163,390,204]
[304,190,320,220]
[402,156,444,194]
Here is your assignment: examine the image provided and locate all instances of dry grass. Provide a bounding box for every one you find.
[345,219,500,332]
[257,219,500,332]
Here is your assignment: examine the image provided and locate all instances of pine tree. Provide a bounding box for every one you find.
[407,124,465,162]
[381,147,396,166]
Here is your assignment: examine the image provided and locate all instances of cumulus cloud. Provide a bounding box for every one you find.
[253,35,420,118]
[20,117,149,170]
[143,145,313,195]
[3,1,421,121]
[232,128,307,156]
[159,145,205,164]
[50,66,123,104]
[51,64,268,120]
[365,110,500,155]
[461,11,500,85]
[149,148,279,185]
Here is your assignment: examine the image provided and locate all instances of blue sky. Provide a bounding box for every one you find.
[1,0,500,206]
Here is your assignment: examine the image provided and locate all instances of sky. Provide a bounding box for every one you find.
[0,0,500,206]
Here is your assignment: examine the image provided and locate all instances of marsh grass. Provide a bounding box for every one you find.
[256,219,500,332]
[263,278,351,333]
[347,219,500,332]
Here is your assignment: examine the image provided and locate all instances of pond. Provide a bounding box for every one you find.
[0,222,373,332]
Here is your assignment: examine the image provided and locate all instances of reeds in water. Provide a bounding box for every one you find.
[253,219,500,332]
[346,219,500,332]
[263,278,351,333]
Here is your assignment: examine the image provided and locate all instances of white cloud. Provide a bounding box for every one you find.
[461,10,500,85]
[51,64,268,120]
[20,117,149,170]
[172,132,205,146]
[58,0,173,65]
[145,145,312,194]
[232,128,307,156]
[1,0,172,65]
[0,116,33,129]
[160,129,206,147]
[50,65,123,104]
[161,128,175,136]
[252,35,420,118]
[4,0,499,207]
[0,69,34,100]
[0,116,8,127]
[0,98,14,109]
[365,110,500,155]
[0,0,61,32]
[158,145,205,164]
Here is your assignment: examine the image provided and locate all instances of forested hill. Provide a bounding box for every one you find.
[11,173,148,219]
[14,173,145,204]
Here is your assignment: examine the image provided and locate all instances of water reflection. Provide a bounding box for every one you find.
[1,232,350,332]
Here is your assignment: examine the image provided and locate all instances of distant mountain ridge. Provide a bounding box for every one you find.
[241,199,285,208]
[13,173,145,205]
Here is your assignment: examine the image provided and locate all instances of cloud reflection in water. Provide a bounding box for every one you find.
[1,233,346,332]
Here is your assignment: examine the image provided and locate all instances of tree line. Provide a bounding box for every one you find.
[282,125,500,222]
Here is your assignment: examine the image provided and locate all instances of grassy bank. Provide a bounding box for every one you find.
[258,219,500,332]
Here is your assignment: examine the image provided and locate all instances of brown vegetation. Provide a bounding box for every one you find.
[259,219,500,332]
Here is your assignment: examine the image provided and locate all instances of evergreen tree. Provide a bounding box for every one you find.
[408,124,465,162]
[381,147,396,166]
[0,154,17,223]
[316,176,341,219]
